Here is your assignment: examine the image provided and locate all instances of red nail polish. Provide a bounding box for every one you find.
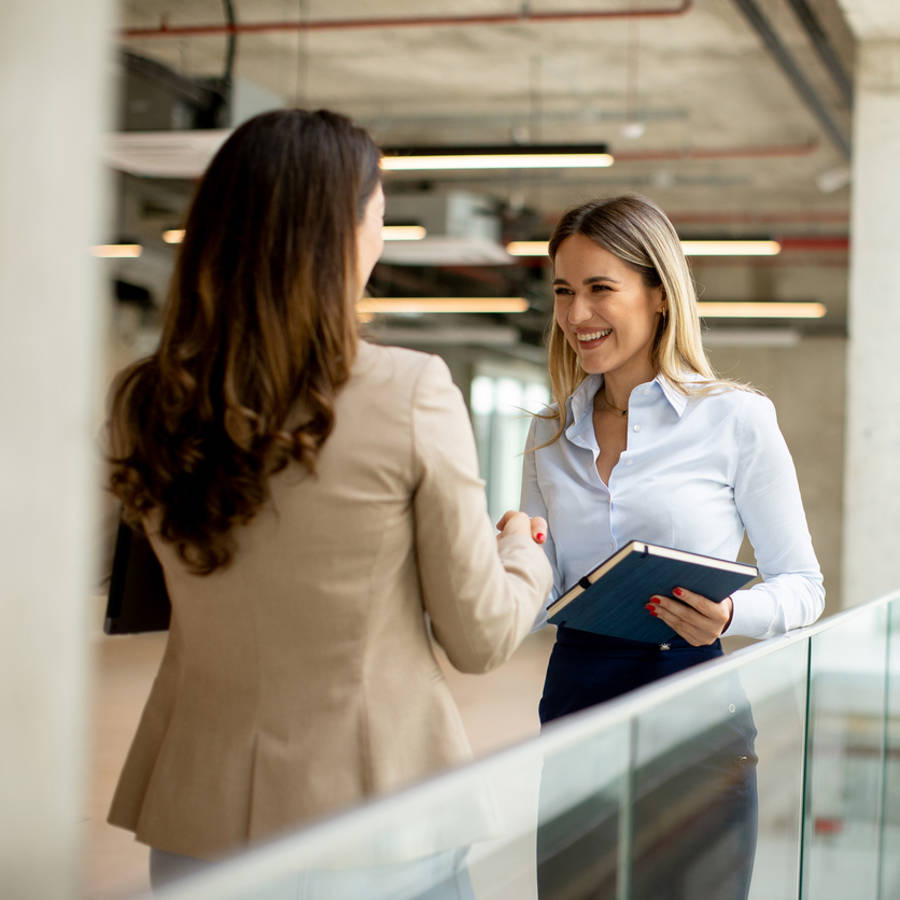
[648,608,658,617]
[673,588,684,598]
[649,597,661,605]
[535,532,546,543]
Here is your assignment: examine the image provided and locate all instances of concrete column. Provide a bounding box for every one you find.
[842,40,900,608]
[0,1,110,896]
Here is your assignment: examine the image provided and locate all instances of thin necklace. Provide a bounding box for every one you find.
[599,389,628,417]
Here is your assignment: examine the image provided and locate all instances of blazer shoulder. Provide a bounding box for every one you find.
[354,341,450,392]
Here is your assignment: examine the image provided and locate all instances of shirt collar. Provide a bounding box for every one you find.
[567,374,603,428]
[654,372,690,418]
[564,374,602,450]
[564,370,696,434]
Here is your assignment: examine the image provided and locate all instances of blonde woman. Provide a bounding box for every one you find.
[522,195,823,898]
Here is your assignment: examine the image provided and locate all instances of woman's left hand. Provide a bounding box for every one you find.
[647,588,733,646]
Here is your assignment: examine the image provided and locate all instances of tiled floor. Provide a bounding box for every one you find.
[84,625,556,898]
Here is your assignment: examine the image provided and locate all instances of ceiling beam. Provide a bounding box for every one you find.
[730,0,852,160]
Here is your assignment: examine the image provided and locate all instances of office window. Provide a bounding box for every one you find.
[470,370,550,523]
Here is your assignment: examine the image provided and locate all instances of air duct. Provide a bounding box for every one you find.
[379,192,512,266]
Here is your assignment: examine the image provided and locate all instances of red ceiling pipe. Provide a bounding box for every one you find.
[121,1,692,38]
[778,236,848,251]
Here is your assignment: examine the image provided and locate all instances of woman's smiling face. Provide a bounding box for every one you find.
[553,233,665,380]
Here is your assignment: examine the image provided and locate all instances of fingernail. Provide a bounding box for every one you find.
[673,588,684,598]
[647,607,658,617]
[649,597,661,605]
[535,533,546,544]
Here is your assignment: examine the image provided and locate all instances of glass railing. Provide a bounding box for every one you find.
[153,590,900,900]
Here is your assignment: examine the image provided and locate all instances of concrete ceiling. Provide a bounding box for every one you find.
[836,0,900,39]
[114,0,866,344]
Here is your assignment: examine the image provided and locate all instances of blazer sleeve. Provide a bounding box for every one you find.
[520,416,564,631]
[411,356,553,673]
[728,392,825,638]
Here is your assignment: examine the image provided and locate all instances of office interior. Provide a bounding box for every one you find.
[2,0,899,897]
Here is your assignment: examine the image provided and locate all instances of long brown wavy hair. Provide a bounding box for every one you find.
[108,109,381,574]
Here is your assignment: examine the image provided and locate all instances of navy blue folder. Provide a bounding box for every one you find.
[547,541,758,643]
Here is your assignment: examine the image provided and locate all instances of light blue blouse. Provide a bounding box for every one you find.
[520,372,825,639]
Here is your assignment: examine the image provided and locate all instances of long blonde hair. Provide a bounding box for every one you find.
[540,194,745,445]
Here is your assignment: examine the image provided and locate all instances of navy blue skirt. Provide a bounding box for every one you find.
[540,625,727,724]
[537,626,758,900]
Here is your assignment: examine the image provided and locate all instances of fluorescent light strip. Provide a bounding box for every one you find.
[381,153,613,172]
[91,243,142,258]
[358,297,528,315]
[163,225,428,245]
[506,241,550,256]
[698,302,825,319]
[382,225,427,241]
[506,240,783,257]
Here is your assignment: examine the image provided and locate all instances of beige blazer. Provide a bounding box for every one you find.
[108,341,552,860]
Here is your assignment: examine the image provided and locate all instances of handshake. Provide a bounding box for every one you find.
[495,511,548,545]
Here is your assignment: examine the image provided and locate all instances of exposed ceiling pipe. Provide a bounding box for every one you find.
[121,1,692,38]
[778,236,848,252]
[729,0,851,161]
[783,0,853,108]
[119,49,224,116]
[104,130,825,179]
[221,0,236,88]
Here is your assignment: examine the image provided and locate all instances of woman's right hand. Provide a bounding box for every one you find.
[495,510,548,545]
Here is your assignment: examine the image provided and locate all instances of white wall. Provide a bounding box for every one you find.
[708,336,846,616]
[0,1,110,895]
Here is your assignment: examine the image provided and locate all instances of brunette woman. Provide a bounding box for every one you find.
[106,109,552,895]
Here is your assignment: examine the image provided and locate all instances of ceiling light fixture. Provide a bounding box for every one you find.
[381,144,613,172]
[506,239,783,257]
[163,225,429,245]
[358,297,529,315]
[506,241,550,256]
[91,243,143,258]
[382,225,427,241]
[698,301,825,319]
